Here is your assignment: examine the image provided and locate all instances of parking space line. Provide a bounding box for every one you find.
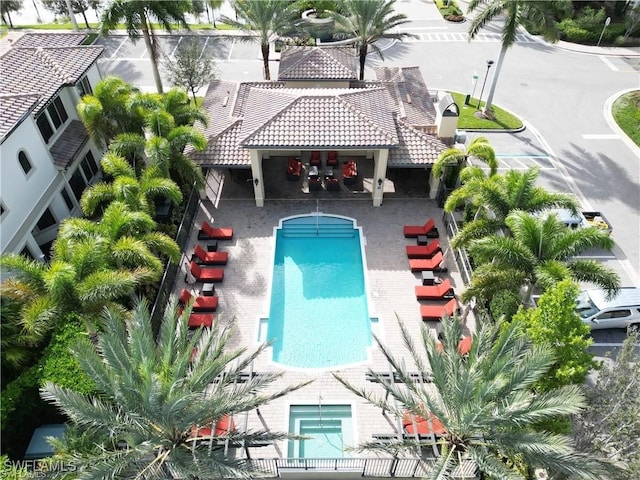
[599,56,619,72]
[200,36,210,59]
[140,47,147,58]
[111,37,128,59]
[171,36,184,58]
[227,38,235,61]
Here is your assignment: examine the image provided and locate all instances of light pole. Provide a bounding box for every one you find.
[477,60,494,110]
[465,71,479,105]
[597,16,611,47]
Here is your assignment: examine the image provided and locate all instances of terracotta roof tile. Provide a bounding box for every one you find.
[50,120,90,168]
[0,94,40,142]
[191,120,250,167]
[278,46,357,80]
[10,32,87,49]
[389,120,448,167]
[0,46,103,114]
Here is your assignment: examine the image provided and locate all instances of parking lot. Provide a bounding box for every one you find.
[95,34,260,62]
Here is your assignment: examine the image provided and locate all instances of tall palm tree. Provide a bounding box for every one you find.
[101,0,192,93]
[467,0,568,113]
[464,210,619,304]
[331,0,415,80]
[80,152,183,217]
[446,167,579,249]
[334,316,620,479]
[41,299,312,478]
[222,0,299,80]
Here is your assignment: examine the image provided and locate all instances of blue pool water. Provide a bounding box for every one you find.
[288,405,353,458]
[267,215,372,369]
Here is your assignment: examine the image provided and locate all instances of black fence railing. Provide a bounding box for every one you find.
[443,211,473,286]
[150,185,200,336]
[247,458,439,478]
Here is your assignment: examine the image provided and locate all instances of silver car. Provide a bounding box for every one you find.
[576,288,640,330]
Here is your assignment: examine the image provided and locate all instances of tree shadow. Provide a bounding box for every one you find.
[558,142,640,212]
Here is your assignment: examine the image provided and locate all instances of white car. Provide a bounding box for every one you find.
[576,288,640,330]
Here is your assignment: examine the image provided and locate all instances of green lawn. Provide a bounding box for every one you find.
[612,91,640,147]
[450,92,523,130]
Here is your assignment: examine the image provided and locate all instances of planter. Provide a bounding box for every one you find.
[301,9,334,42]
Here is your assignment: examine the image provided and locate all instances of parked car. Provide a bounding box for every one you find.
[576,287,640,330]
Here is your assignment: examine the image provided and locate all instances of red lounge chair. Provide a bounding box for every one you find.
[406,239,441,259]
[436,336,472,356]
[191,416,236,439]
[188,312,215,329]
[402,411,446,436]
[310,151,321,166]
[179,289,218,311]
[193,245,228,265]
[409,252,444,272]
[190,261,224,283]
[342,160,357,186]
[287,156,301,181]
[420,298,458,321]
[327,151,338,167]
[415,278,454,300]
[199,221,233,240]
[403,218,438,238]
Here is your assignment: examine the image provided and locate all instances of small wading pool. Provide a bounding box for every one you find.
[288,405,353,458]
[266,214,373,369]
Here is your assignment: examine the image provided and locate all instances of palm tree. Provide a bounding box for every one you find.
[101,0,192,93]
[76,76,145,149]
[432,136,498,198]
[446,167,579,249]
[222,0,299,80]
[80,152,183,217]
[331,0,415,80]
[334,316,620,479]
[41,299,312,478]
[467,0,566,113]
[464,210,619,304]
[0,293,40,371]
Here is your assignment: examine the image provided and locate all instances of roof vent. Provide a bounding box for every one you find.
[222,91,229,107]
[406,93,412,104]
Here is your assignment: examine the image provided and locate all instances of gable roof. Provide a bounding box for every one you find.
[0,94,40,143]
[10,32,88,49]
[389,120,448,167]
[278,47,357,81]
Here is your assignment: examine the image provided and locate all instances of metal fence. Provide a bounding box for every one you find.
[443,211,474,286]
[150,185,200,336]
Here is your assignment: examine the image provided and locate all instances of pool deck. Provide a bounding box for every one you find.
[177,193,473,461]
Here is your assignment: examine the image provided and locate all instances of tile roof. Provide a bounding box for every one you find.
[374,67,437,126]
[200,80,242,139]
[9,32,87,49]
[50,120,90,168]
[238,88,299,142]
[0,94,41,143]
[278,46,358,81]
[232,81,285,117]
[241,88,399,148]
[190,120,250,167]
[388,120,448,167]
[0,46,103,114]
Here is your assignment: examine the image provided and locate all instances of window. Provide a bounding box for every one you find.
[61,188,74,211]
[80,151,99,180]
[597,309,631,319]
[69,168,87,201]
[36,96,68,144]
[35,207,56,231]
[18,151,33,175]
[37,114,54,143]
[77,76,93,97]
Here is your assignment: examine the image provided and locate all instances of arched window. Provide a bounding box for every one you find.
[18,151,32,175]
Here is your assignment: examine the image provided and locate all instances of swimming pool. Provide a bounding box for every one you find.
[266,214,373,369]
[288,404,353,458]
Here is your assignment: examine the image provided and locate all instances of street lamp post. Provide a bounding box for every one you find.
[597,16,611,47]
[465,71,479,105]
[477,60,494,110]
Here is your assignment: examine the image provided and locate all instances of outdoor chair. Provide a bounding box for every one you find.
[406,239,441,258]
[309,176,322,191]
[414,278,454,300]
[326,177,340,191]
[187,312,215,329]
[310,151,321,167]
[342,160,357,186]
[327,151,339,167]
[193,244,228,265]
[436,336,472,356]
[420,298,459,321]
[403,218,438,238]
[286,156,301,181]
[190,261,224,283]
[409,252,444,272]
[179,288,218,311]
[198,221,234,241]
